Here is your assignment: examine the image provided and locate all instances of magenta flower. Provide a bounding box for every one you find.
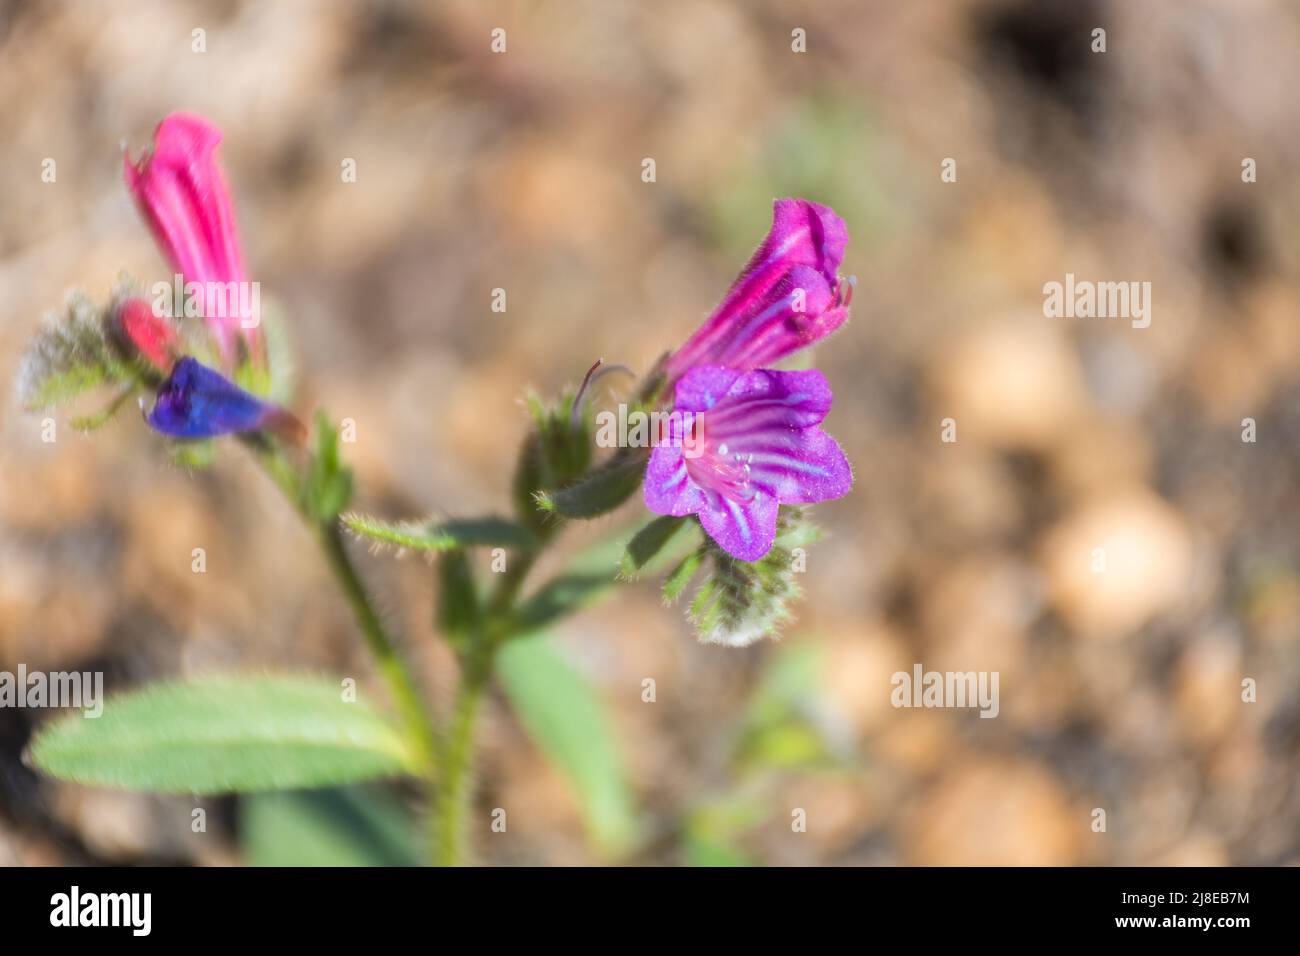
[663,199,851,385]
[124,112,258,367]
[644,365,852,561]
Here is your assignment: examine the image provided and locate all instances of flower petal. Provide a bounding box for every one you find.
[645,366,852,561]
[700,369,847,504]
[125,113,254,364]
[713,199,847,327]
[672,364,746,413]
[147,356,277,439]
[697,488,779,562]
[747,426,853,505]
[643,442,708,517]
[665,199,848,380]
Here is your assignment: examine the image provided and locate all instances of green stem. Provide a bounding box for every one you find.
[318,521,440,774]
[434,640,494,866]
[432,536,547,864]
[252,442,440,778]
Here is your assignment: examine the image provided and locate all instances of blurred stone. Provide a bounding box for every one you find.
[917,445,1024,541]
[932,321,1088,451]
[1154,833,1228,866]
[906,759,1083,866]
[821,622,911,738]
[770,773,874,861]
[1189,324,1277,422]
[872,708,956,778]
[1049,419,1153,496]
[62,789,158,862]
[1040,487,1194,639]
[1126,769,1199,862]
[921,554,1040,684]
[121,482,223,629]
[1174,633,1244,745]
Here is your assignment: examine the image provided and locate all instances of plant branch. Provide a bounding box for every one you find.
[251,440,440,778]
[318,520,440,775]
[433,640,494,866]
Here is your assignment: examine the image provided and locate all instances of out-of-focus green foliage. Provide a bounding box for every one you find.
[735,644,840,771]
[712,97,896,261]
[302,413,354,521]
[682,796,766,868]
[242,785,420,867]
[497,637,640,857]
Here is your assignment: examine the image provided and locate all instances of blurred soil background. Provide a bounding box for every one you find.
[3,0,1300,865]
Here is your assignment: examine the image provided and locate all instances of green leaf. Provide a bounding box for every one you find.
[663,547,705,603]
[302,413,353,520]
[18,292,137,411]
[619,515,690,580]
[497,638,639,856]
[512,573,615,637]
[682,796,764,867]
[512,518,700,637]
[343,513,534,554]
[536,448,647,520]
[683,832,755,868]
[241,784,420,866]
[28,675,423,794]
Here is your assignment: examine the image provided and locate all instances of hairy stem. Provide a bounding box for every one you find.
[433,534,549,864]
[253,442,440,777]
[433,640,494,866]
[318,521,440,775]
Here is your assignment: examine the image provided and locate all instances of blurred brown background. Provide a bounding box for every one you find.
[3,0,1300,865]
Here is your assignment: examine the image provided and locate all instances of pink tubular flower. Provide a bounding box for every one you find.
[124,112,257,366]
[663,199,851,385]
[644,365,852,562]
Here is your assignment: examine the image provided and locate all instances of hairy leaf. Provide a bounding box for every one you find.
[536,448,648,520]
[18,292,137,411]
[663,546,706,603]
[619,515,690,580]
[28,675,423,794]
[512,572,614,637]
[343,513,534,554]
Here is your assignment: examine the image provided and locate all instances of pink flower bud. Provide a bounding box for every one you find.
[115,296,179,371]
[124,113,258,366]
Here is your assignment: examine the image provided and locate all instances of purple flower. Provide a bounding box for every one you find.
[644,365,852,561]
[663,199,851,385]
[148,357,302,442]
